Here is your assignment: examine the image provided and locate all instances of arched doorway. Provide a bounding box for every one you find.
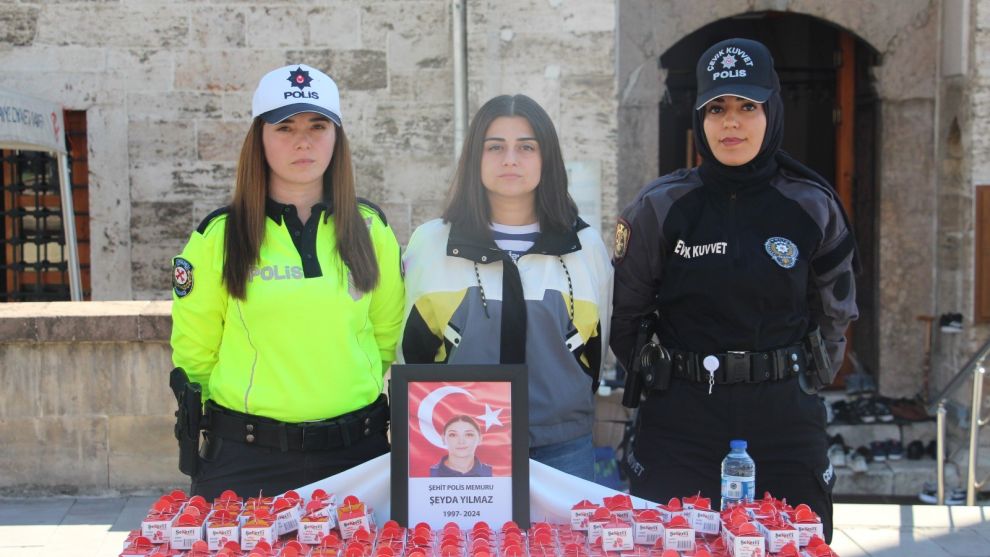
[657,12,881,385]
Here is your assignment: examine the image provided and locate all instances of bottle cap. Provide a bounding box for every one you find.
[730,439,748,450]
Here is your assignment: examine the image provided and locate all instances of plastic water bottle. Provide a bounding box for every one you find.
[720,439,756,510]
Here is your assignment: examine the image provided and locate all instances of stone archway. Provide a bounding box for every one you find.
[616,0,938,397]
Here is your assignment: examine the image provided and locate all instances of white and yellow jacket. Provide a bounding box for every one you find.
[399,217,613,448]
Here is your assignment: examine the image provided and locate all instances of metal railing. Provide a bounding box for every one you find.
[932,336,990,505]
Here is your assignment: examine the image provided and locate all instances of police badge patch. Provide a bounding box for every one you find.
[764,236,799,269]
[172,257,194,297]
[614,219,631,261]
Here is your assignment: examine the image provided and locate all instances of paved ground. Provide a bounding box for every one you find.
[1,497,989,556]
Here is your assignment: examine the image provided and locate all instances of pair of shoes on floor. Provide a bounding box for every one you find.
[869,439,903,462]
[888,397,931,422]
[906,440,938,460]
[918,482,966,505]
[836,397,893,424]
[939,312,963,333]
[827,434,848,467]
[849,446,871,473]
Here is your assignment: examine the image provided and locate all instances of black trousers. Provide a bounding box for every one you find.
[627,376,834,543]
[191,428,389,501]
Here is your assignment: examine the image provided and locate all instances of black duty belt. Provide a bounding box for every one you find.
[205,394,389,452]
[670,344,806,385]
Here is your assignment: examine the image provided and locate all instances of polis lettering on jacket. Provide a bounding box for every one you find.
[250,265,304,281]
[672,239,729,259]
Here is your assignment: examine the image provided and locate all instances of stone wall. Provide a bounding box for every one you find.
[0,302,182,493]
[0,1,458,300]
[0,1,618,301]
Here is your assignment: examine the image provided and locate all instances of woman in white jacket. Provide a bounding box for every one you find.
[400,94,613,481]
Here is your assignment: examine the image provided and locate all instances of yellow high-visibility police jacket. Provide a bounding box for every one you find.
[170,198,405,423]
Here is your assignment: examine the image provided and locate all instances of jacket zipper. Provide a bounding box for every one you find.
[729,192,739,265]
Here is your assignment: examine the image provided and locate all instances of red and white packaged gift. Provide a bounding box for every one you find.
[169,506,206,549]
[310,533,343,557]
[276,540,307,557]
[213,490,244,511]
[600,515,635,551]
[632,509,663,545]
[214,540,245,557]
[801,536,839,557]
[119,536,155,557]
[207,510,240,551]
[726,522,764,557]
[273,494,302,536]
[684,496,719,535]
[656,498,685,523]
[604,494,635,524]
[186,540,212,557]
[140,496,181,544]
[588,507,612,545]
[299,500,336,544]
[775,542,800,557]
[337,496,372,540]
[755,515,798,553]
[784,505,824,547]
[661,515,695,553]
[241,508,278,550]
[571,499,600,531]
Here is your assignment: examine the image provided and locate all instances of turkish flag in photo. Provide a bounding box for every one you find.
[407,381,513,478]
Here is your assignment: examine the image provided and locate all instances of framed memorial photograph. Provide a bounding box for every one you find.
[390,364,529,528]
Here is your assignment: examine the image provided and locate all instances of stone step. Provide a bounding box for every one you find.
[832,456,958,497]
[826,420,936,450]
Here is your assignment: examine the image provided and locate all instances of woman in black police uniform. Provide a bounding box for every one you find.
[611,38,857,542]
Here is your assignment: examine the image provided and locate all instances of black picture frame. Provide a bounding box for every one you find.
[390,364,529,528]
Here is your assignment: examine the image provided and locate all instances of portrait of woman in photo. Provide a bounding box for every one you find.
[430,415,494,478]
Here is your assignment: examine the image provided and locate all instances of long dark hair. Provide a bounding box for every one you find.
[222,118,379,299]
[442,94,578,236]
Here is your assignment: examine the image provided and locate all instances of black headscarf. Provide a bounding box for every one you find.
[691,61,861,271]
[693,85,785,194]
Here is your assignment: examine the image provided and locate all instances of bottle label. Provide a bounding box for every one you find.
[721,475,755,501]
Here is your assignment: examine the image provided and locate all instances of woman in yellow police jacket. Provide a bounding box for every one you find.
[170,64,405,499]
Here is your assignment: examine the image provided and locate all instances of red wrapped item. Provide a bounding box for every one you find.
[272,496,302,536]
[169,505,206,549]
[725,522,763,557]
[783,505,823,547]
[141,497,182,544]
[661,515,694,553]
[604,494,635,523]
[241,508,277,551]
[310,533,343,557]
[119,535,155,557]
[601,515,634,552]
[572,500,600,532]
[299,500,336,545]
[588,507,612,544]
[337,496,372,540]
[685,496,719,535]
[657,498,685,523]
[755,513,798,553]
[802,536,839,557]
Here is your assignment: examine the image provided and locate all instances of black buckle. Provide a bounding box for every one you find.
[724,351,752,383]
[301,423,335,450]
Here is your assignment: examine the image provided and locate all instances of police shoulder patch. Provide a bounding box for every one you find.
[614,218,631,261]
[765,236,799,269]
[172,257,194,297]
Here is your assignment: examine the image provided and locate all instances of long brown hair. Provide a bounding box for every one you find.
[222,117,379,299]
[442,94,578,237]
